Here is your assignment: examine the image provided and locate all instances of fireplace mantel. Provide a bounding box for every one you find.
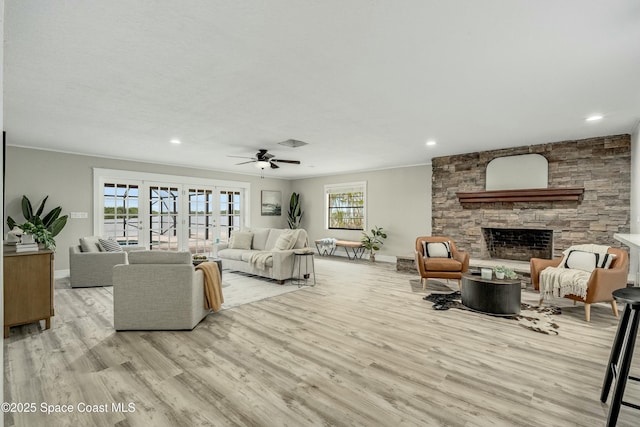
[456,187,584,203]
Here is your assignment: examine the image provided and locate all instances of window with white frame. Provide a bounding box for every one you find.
[103,183,139,246]
[94,168,250,254]
[325,182,366,230]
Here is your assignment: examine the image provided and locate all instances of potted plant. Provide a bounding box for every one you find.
[287,192,303,229]
[494,265,517,280]
[6,195,68,250]
[361,226,387,262]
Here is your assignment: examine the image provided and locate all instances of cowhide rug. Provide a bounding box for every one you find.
[423,291,561,335]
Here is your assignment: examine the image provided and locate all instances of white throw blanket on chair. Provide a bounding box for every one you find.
[539,244,610,300]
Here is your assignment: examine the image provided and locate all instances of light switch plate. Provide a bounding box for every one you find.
[70,212,88,219]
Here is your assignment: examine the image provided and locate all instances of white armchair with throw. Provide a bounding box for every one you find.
[113,251,218,331]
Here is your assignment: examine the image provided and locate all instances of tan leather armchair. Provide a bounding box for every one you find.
[530,247,629,321]
[415,236,469,290]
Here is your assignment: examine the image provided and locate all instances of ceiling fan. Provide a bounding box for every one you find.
[229,149,301,170]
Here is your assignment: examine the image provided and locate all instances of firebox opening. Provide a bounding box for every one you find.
[481,227,553,261]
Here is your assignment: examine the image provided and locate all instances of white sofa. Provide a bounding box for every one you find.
[214,228,311,283]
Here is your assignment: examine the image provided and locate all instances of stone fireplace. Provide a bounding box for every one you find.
[482,228,553,261]
[431,134,631,260]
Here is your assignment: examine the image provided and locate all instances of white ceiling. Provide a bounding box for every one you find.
[4,1,640,179]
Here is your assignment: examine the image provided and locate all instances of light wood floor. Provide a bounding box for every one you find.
[4,258,640,426]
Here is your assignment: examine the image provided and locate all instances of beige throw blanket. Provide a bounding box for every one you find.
[539,267,591,300]
[195,262,224,312]
[249,251,273,271]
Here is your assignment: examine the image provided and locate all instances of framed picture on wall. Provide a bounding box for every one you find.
[261,190,282,216]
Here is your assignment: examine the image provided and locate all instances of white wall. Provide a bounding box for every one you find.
[292,165,432,262]
[1,0,5,417]
[630,122,640,283]
[4,146,292,271]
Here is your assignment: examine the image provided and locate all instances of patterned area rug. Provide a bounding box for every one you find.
[423,291,561,335]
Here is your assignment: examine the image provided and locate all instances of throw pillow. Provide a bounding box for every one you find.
[423,241,451,258]
[273,230,298,251]
[229,231,253,250]
[79,236,103,253]
[98,238,123,252]
[562,250,600,272]
[601,253,616,269]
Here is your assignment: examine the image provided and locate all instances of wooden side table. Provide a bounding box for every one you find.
[3,246,55,338]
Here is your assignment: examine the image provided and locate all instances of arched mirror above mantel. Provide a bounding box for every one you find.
[486,153,548,190]
[456,153,584,203]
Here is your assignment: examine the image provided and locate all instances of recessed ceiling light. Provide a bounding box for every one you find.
[426,140,437,146]
[170,139,181,144]
[586,115,603,122]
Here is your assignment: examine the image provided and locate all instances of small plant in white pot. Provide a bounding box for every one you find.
[494,266,517,280]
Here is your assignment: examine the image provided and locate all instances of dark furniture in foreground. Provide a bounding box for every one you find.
[461,273,521,316]
[601,287,640,427]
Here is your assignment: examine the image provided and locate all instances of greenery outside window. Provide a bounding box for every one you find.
[325,182,366,230]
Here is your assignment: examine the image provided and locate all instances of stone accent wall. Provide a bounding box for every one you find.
[431,134,631,259]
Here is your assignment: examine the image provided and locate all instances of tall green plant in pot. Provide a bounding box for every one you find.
[7,195,68,250]
[361,226,387,262]
[287,192,303,229]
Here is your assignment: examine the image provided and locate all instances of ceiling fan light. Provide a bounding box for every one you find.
[255,160,270,169]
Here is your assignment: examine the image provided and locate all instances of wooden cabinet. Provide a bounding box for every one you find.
[3,247,54,338]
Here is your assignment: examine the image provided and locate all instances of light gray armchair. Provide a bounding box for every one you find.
[113,251,211,331]
[69,236,142,287]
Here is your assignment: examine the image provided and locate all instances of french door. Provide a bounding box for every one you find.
[96,170,247,254]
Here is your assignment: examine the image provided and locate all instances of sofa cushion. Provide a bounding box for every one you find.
[80,236,104,253]
[250,228,271,250]
[99,238,123,252]
[217,248,247,261]
[424,257,461,272]
[293,229,307,249]
[241,251,274,267]
[265,229,285,250]
[229,231,253,250]
[273,230,298,250]
[128,251,191,264]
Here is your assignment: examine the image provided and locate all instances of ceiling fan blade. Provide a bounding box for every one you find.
[272,159,301,164]
[235,160,256,165]
[228,155,256,160]
[270,162,280,169]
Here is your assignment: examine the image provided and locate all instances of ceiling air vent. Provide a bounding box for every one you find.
[278,139,308,148]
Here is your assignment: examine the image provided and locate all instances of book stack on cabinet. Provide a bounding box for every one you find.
[15,242,39,253]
